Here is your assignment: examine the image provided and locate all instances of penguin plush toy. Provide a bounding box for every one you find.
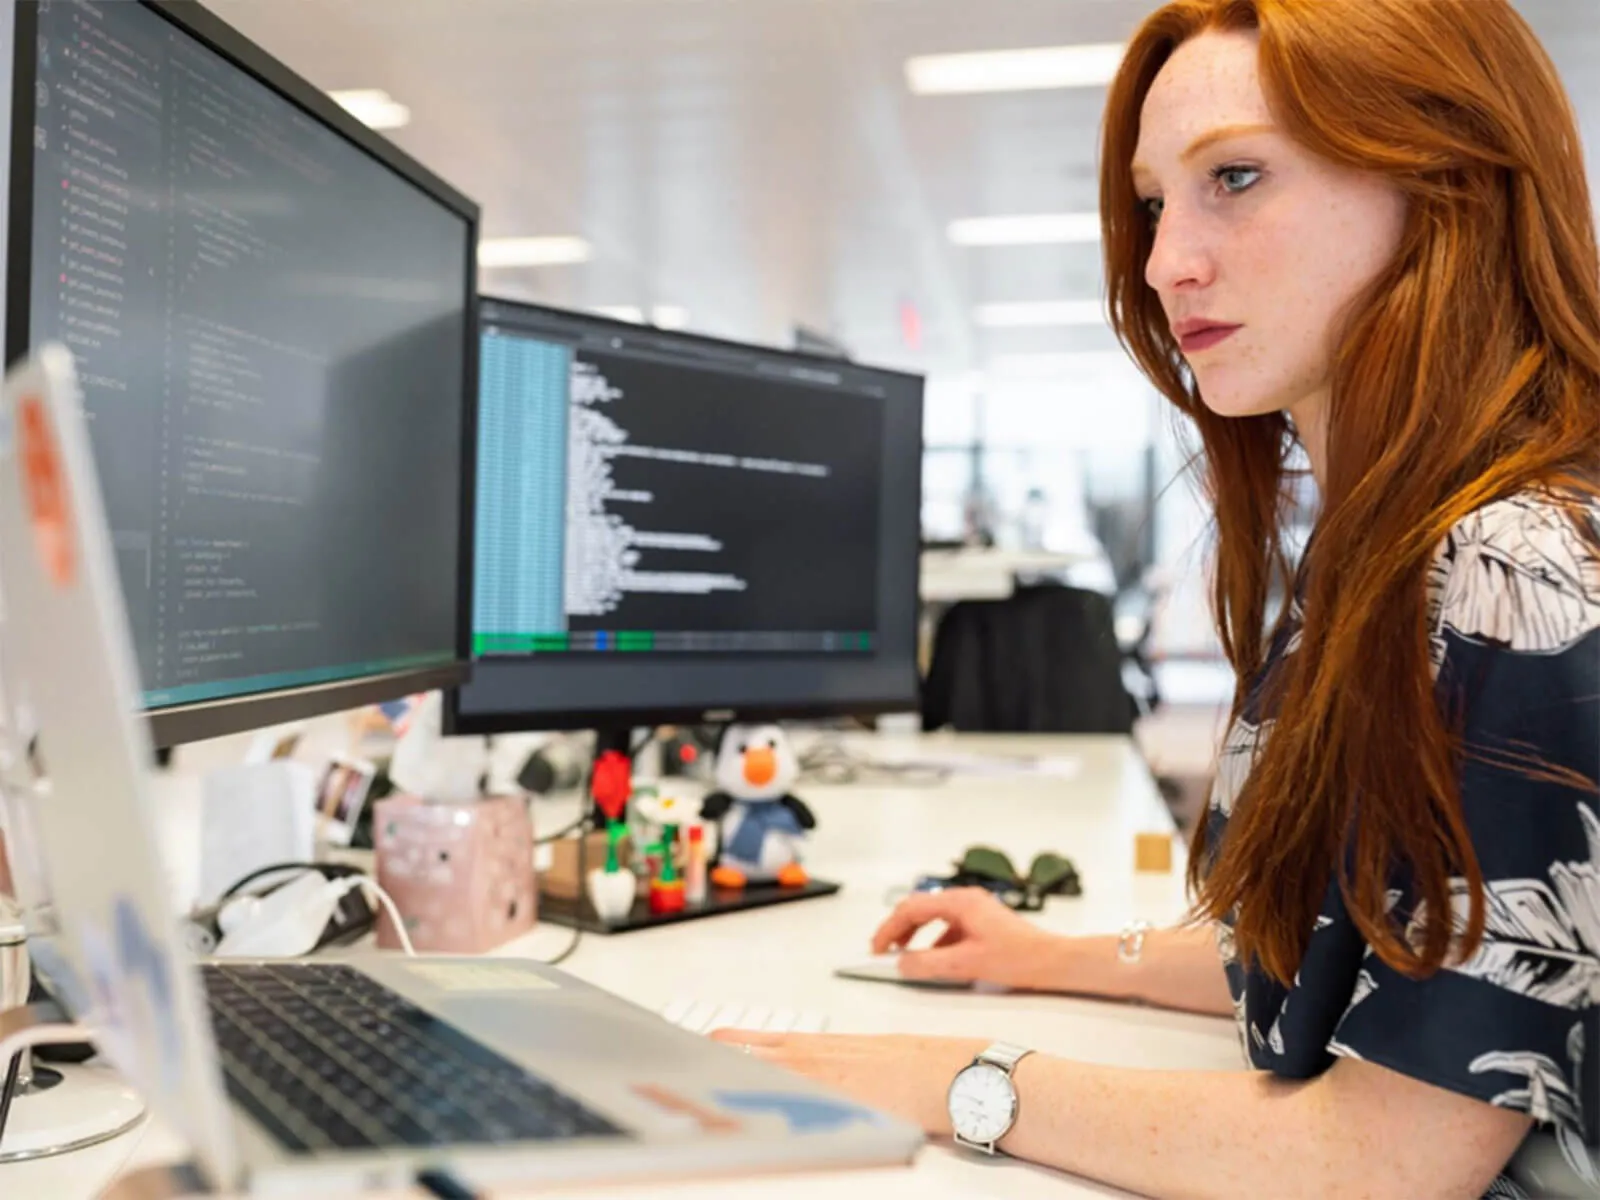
[698,724,815,889]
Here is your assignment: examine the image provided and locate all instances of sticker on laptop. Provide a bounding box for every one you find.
[709,1090,891,1134]
[17,392,76,588]
[79,896,186,1098]
[630,1084,743,1134]
[401,961,559,992]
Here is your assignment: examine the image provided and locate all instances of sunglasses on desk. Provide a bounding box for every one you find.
[905,846,1082,912]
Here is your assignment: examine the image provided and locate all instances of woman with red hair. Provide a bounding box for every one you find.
[716,1,1600,1194]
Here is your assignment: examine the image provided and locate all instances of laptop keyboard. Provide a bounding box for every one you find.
[202,962,628,1153]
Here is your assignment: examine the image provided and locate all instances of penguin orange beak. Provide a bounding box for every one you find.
[742,746,777,788]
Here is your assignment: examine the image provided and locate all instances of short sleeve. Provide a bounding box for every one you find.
[1326,496,1600,1173]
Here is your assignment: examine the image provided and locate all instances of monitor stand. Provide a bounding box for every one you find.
[0,1060,145,1163]
[547,726,842,934]
[0,944,145,1163]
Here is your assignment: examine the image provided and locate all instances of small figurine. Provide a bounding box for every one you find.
[584,748,636,923]
[647,823,686,915]
[585,820,635,923]
[698,724,815,889]
[683,824,708,906]
[630,787,699,917]
[590,749,633,828]
[627,783,702,879]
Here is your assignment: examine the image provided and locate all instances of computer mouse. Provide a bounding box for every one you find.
[833,959,974,990]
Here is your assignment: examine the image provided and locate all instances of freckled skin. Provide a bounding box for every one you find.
[1131,31,1409,458]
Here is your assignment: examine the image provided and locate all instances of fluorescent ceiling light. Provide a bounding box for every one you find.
[593,305,645,324]
[906,44,1125,95]
[949,212,1101,246]
[974,300,1106,328]
[328,88,411,130]
[651,305,691,331]
[478,237,592,268]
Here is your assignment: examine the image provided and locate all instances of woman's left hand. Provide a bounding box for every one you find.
[707,1029,986,1134]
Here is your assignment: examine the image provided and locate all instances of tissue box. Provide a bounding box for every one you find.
[373,794,536,953]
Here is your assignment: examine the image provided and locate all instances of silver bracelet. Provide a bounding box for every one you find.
[1117,920,1153,964]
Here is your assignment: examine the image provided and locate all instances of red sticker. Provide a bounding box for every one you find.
[17,394,75,588]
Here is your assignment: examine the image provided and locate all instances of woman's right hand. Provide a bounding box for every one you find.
[871,887,1070,991]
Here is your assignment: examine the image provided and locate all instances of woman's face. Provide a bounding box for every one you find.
[1130,30,1408,422]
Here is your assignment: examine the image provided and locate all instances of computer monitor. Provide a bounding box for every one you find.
[445,298,924,736]
[3,0,480,746]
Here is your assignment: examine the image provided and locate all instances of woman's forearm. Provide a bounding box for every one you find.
[1036,924,1235,1016]
[998,1058,1313,1198]
[914,1054,1527,1200]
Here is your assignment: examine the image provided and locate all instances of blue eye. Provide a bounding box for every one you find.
[1212,164,1262,194]
[1142,196,1165,224]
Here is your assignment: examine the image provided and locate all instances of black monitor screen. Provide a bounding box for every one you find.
[450,299,923,732]
[13,0,477,741]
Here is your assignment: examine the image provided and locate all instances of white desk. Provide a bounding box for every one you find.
[15,734,1242,1199]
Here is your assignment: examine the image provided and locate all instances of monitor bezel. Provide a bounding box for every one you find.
[4,0,481,747]
[443,295,925,737]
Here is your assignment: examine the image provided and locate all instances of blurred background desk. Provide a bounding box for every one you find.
[919,547,1110,603]
[27,733,1238,1200]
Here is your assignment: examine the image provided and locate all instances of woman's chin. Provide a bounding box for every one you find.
[1196,388,1290,421]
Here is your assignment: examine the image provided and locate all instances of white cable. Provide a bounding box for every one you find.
[353,877,416,957]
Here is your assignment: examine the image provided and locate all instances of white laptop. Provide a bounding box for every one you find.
[0,345,922,1195]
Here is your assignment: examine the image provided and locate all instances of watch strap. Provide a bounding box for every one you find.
[976,1041,1032,1075]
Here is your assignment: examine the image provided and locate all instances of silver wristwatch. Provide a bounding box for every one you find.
[947,1041,1033,1154]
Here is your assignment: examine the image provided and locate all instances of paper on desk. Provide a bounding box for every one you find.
[871,749,1083,779]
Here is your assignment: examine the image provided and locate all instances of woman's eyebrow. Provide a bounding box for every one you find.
[1130,121,1277,181]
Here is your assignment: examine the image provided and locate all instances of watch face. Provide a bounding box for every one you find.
[948,1063,1016,1145]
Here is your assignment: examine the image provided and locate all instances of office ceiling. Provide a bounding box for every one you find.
[205,0,1600,393]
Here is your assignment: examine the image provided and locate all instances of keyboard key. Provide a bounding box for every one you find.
[676,999,721,1033]
[739,1005,772,1031]
[658,996,694,1027]
[705,1002,748,1034]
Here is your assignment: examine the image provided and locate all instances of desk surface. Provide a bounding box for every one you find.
[17,734,1241,1200]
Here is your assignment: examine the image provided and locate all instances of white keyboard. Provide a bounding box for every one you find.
[658,997,831,1035]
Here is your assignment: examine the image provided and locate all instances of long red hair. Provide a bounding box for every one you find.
[1100,0,1600,984]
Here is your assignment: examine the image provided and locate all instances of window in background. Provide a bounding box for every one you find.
[917,365,1232,663]
[920,447,981,544]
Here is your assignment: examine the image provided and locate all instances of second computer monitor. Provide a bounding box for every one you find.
[446,298,924,734]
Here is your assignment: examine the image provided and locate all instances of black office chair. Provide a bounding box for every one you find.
[921,584,1137,734]
[1090,498,1163,716]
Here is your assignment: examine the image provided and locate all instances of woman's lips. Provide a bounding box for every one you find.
[1178,324,1242,353]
